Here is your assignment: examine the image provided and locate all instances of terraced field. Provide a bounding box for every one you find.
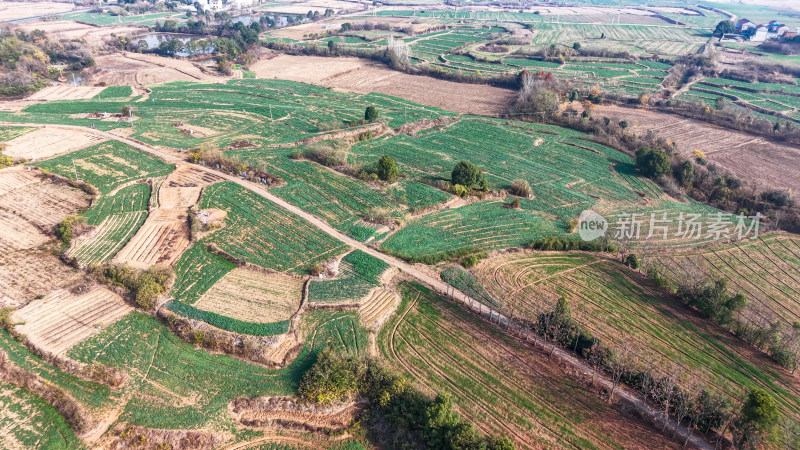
[688,77,800,120]
[472,252,800,443]
[67,182,151,266]
[65,309,366,431]
[0,381,81,450]
[379,283,677,450]
[362,117,719,258]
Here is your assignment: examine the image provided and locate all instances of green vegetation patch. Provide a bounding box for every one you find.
[0,381,81,449]
[170,243,237,304]
[308,250,389,303]
[35,140,173,194]
[93,86,133,99]
[166,300,290,336]
[67,310,367,430]
[198,181,349,273]
[441,265,499,307]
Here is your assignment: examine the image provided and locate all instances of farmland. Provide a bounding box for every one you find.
[34,140,173,194]
[65,309,366,431]
[308,250,390,304]
[379,283,677,450]
[0,381,81,450]
[471,251,800,439]
[649,234,800,331]
[685,77,800,122]
[193,269,304,323]
[67,182,150,266]
[12,287,132,356]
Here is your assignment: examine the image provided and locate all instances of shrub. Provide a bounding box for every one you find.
[509,179,532,197]
[376,155,399,181]
[452,184,468,197]
[55,215,86,245]
[364,106,378,122]
[624,254,640,269]
[451,161,485,189]
[297,349,360,405]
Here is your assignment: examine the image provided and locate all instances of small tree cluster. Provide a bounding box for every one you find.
[92,264,174,309]
[451,160,488,193]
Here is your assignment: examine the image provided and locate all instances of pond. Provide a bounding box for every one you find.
[135,32,214,56]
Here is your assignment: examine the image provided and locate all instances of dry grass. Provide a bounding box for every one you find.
[12,288,132,356]
[2,128,106,161]
[194,269,304,323]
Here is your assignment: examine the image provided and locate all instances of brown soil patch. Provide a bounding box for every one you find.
[114,167,220,268]
[2,128,106,161]
[0,249,86,308]
[26,85,105,101]
[250,55,513,115]
[194,269,304,323]
[112,209,190,269]
[231,396,363,433]
[0,168,90,252]
[12,287,132,356]
[596,105,800,191]
[358,287,400,330]
[90,53,227,87]
[0,2,75,21]
[12,20,145,47]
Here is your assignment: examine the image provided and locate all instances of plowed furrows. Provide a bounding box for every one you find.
[754,239,800,289]
[395,328,548,450]
[702,253,788,321]
[561,268,800,415]
[724,244,800,309]
[404,318,619,450]
[40,303,129,346]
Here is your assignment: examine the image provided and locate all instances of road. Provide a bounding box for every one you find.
[0,121,714,449]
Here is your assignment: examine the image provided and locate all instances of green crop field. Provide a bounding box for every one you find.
[57,11,181,26]
[93,86,133,99]
[0,381,81,449]
[341,116,717,258]
[441,265,499,307]
[379,283,679,449]
[165,300,290,336]
[170,243,238,304]
[0,126,35,142]
[67,182,151,266]
[61,309,366,431]
[308,250,389,304]
[1,80,455,140]
[473,252,800,438]
[34,140,173,194]
[197,181,348,272]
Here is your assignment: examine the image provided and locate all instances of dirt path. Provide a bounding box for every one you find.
[1,121,714,449]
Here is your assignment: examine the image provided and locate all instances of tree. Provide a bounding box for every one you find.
[675,160,695,186]
[376,156,398,181]
[572,42,581,50]
[451,161,485,189]
[510,179,531,197]
[713,20,735,37]
[734,389,780,449]
[364,106,378,122]
[635,147,671,179]
[624,253,640,269]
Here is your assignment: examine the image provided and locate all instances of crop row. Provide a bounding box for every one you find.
[308,250,389,303]
[166,300,290,336]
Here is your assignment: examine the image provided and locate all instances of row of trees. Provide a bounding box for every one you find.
[529,296,782,448]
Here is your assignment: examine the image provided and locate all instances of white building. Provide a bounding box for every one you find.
[750,25,768,42]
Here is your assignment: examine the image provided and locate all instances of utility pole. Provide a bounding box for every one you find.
[269,104,272,119]
[72,159,79,182]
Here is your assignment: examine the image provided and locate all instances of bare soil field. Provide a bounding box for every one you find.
[259,0,364,15]
[2,128,106,161]
[250,55,513,114]
[0,168,90,252]
[231,396,362,432]
[0,249,86,308]
[358,287,400,329]
[26,85,105,101]
[90,53,227,87]
[12,287,132,356]
[158,166,221,209]
[11,20,144,47]
[194,269,304,323]
[597,105,800,191]
[0,2,75,21]
[112,208,190,269]
[114,167,220,268]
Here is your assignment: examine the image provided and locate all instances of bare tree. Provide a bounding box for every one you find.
[607,341,636,403]
[655,364,682,434]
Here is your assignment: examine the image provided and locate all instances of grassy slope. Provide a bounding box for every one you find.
[378,282,675,450]
[472,251,800,441]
